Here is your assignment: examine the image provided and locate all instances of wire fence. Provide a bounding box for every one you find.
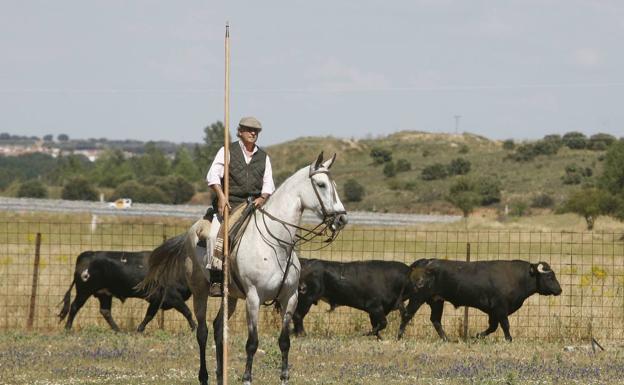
[1,219,622,342]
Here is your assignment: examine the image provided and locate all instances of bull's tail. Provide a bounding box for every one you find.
[58,280,75,321]
[137,233,192,298]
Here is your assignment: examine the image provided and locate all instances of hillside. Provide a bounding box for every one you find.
[266,131,604,215]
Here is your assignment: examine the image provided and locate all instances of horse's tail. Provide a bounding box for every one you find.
[58,280,75,321]
[137,232,193,298]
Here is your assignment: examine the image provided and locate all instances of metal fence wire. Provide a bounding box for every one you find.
[1,220,622,342]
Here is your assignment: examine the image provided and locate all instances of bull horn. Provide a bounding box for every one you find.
[537,263,548,273]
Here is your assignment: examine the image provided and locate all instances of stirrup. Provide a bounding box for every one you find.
[209,282,223,297]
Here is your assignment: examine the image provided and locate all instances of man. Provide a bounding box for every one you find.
[204,116,275,276]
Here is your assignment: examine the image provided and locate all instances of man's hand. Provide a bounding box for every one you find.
[217,197,231,217]
[253,195,267,208]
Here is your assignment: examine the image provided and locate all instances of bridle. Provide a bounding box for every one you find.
[251,165,346,306]
[258,166,346,249]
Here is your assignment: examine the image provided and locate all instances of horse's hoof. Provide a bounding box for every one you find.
[243,381,251,385]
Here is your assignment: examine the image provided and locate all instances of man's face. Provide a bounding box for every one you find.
[239,127,260,146]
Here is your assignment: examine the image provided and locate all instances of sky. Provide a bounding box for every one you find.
[1,1,623,145]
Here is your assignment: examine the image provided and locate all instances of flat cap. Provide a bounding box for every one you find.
[238,116,262,131]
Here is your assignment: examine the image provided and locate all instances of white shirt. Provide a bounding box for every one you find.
[206,140,275,196]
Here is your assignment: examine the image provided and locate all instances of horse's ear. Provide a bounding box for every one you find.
[322,153,337,169]
[313,152,324,170]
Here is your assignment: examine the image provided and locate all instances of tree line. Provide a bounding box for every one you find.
[8,122,225,204]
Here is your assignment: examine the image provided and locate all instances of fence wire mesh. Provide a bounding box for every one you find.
[1,220,622,342]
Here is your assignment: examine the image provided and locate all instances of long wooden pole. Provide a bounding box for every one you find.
[222,22,231,385]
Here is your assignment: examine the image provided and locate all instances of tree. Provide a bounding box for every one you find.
[57,134,69,142]
[562,132,587,149]
[562,188,615,230]
[43,134,54,142]
[600,140,624,194]
[50,154,93,185]
[447,178,481,217]
[344,179,365,202]
[589,133,616,150]
[131,142,171,180]
[476,177,501,205]
[172,147,201,181]
[92,149,134,188]
[447,190,481,218]
[17,180,48,198]
[194,121,226,171]
[62,177,99,201]
[148,175,195,204]
[447,158,471,175]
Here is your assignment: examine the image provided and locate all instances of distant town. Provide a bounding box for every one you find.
[0,133,198,161]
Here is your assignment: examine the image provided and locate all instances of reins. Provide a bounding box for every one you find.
[253,168,345,306]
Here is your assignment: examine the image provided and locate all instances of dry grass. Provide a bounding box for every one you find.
[1,211,623,343]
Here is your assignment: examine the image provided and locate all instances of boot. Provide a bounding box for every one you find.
[208,269,223,297]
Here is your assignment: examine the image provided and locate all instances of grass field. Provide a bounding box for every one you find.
[1,328,623,385]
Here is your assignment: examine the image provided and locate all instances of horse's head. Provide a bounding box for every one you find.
[302,152,348,231]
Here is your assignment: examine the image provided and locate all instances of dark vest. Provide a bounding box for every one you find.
[213,141,267,207]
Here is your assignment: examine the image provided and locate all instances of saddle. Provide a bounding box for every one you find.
[214,200,256,260]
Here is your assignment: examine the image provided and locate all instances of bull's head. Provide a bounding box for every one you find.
[530,262,562,296]
[409,266,435,293]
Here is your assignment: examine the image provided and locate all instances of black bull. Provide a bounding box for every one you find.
[293,258,430,338]
[399,258,563,341]
[59,250,196,332]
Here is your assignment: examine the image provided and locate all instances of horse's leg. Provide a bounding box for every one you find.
[193,289,210,385]
[278,292,297,385]
[213,297,238,385]
[242,289,260,385]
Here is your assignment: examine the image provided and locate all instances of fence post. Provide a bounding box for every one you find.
[27,233,42,330]
[463,242,470,341]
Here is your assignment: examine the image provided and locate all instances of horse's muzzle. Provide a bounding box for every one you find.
[331,213,348,231]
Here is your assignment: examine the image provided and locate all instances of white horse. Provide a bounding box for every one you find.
[141,152,348,385]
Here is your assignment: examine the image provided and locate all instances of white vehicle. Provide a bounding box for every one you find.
[108,198,132,209]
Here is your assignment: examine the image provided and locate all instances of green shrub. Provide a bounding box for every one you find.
[395,159,411,172]
[509,200,529,216]
[344,179,365,202]
[421,163,448,180]
[369,147,392,165]
[447,158,471,175]
[531,193,555,208]
[61,177,99,201]
[458,144,469,154]
[112,180,169,204]
[383,162,397,177]
[562,163,592,185]
[17,180,48,198]
[502,139,515,150]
